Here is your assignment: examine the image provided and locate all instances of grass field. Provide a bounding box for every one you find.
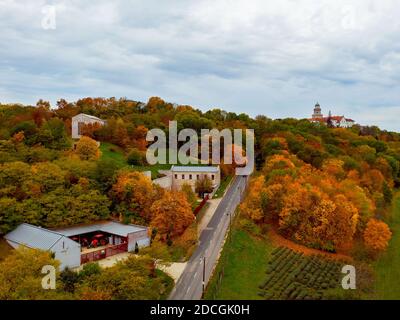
[372,193,400,299]
[205,226,275,299]
[100,143,213,179]
[100,142,172,178]
[99,142,128,168]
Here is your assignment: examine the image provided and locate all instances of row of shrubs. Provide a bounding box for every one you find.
[258,247,346,300]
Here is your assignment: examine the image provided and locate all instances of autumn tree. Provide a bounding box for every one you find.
[150,192,195,240]
[363,219,392,254]
[239,176,267,223]
[0,247,64,300]
[110,171,155,223]
[75,136,101,161]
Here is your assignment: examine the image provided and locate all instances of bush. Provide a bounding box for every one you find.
[127,148,144,166]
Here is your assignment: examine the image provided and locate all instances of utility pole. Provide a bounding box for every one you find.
[202,256,206,297]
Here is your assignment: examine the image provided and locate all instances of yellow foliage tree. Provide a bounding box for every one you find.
[240,176,267,222]
[0,247,61,300]
[110,171,155,222]
[75,136,101,161]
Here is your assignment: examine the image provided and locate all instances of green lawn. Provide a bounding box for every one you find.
[205,226,275,300]
[99,142,128,168]
[372,193,400,299]
[100,142,219,179]
[100,142,171,178]
[213,175,233,199]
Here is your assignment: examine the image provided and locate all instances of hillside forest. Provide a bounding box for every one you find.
[1,96,400,299]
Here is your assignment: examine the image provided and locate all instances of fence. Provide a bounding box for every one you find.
[80,242,128,264]
[193,195,209,216]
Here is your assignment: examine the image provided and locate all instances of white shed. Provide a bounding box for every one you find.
[4,223,81,270]
[71,113,106,139]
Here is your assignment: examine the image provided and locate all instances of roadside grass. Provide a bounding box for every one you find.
[205,221,275,300]
[372,192,400,299]
[0,238,12,261]
[155,268,175,300]
[213,175,233,199]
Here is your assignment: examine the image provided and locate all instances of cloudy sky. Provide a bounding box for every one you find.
[1,0,399,130]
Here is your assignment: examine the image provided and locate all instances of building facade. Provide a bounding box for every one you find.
[5,221,150,270]
[171,165,221,192]
[71,113,106,139]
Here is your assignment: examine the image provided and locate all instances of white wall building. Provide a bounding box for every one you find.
[171,165,221,192]
[5,221,150,270]
[71,113,106,139]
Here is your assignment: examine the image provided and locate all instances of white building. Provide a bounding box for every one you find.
[71,113,106,139]
[171,165,221,192]
[5,221,150,270]
[309,103,355,128]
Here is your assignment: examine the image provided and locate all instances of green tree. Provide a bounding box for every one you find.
[195,175,213,198]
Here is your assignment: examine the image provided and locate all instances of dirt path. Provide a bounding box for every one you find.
[268,228,353,262]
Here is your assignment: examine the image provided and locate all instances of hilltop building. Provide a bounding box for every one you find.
[71,113,106,139]
[309,103,355,128]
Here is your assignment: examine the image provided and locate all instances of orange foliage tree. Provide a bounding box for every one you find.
[239,176,267,223]
[363,219,392,254]
[110,171,154,222]
[150,192,195,239]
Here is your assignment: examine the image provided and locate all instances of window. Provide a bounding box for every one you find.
[196,174,200,180]
[182,174,185,179]
[189,174,192,180]
[211,174,215,180]
[174,174,178,179]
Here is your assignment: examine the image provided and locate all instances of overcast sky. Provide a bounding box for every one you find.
[1,0,399,130]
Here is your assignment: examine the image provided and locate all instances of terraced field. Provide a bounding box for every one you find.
[258,247,346,300]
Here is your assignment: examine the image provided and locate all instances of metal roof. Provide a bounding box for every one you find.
[171,165,219,173]
[5,223,65,250]
[55,221,146,237]
[72,113,105,122]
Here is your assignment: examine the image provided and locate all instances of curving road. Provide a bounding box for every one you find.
[169,175,248,300]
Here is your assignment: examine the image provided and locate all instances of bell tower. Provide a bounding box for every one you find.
[312,102,323,119]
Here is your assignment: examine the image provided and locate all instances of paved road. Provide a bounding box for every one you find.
[169,175,248,300]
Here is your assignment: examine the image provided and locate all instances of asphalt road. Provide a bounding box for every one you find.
[169,175,248,300]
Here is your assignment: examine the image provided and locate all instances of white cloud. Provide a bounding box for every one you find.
[0,0,399,130]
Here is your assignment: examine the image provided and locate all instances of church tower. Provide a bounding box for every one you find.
[312,102,323,119]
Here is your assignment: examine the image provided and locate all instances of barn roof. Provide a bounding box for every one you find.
[54,221,147,237]
[171,165,219,173]
[5,223,65,250]
[72,113,104,122]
